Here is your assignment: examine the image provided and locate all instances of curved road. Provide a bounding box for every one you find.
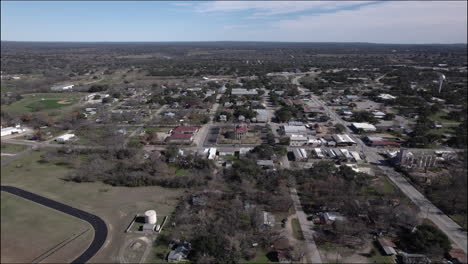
[1,185,108,264]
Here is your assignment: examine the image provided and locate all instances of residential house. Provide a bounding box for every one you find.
[235,125,248,139]
[168,241,191,263]
[377,238,397,256]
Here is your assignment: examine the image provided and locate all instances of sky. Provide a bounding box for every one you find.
[1,1,467,44]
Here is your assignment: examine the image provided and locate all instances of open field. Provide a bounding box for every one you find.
[1,192,93,263]
[1,142,28,154]
[1,92,85,114]
[1,148,183,262]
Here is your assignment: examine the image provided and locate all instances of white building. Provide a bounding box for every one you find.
[51,84,74,91]
[333,134,357,146]
[283,125,308,135]
[289,134,308,146]
[1,125,25,137]
[351,122,377,133]
[377,94,396,100]
[208,147,217,160]
[55,133,76,143]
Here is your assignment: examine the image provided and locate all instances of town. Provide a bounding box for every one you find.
[1,39,467,264]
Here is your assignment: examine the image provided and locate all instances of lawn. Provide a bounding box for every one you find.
[429,111,459,124]
[1,192,93,263]
[1,142,28,154]
[450,214,468,230]
[1,92,85,114]
[245,250,273,264]
[1,148,183,262]
[291,218,305,240]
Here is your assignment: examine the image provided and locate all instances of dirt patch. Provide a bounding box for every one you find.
[57,100,72,105]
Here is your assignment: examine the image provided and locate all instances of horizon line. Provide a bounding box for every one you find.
[1,40,467,45]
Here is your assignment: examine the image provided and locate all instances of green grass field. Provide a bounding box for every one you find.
[1,192,93,263]
[291,218,305,240]
[1,143,28,154]
[1,148,183,262]
[1,93,85,114]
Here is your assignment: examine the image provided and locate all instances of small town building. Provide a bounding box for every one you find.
[168,241,191,263]
[255,109,269,123]
[399,252,430,264]
[289,134,308,146]
[282,125,308,135]
[293,148,308,161]
[235,125,248,139]
[257,160,274,168]
[332,134,357,146]
[51,83,74,91]
[351,122,377,133]
[1,125,25,137]
[377,94,396,100]
[262,211,275,227]
[55,133,76,143]
[377,238,397,256]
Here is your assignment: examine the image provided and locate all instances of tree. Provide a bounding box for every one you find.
[398,224,451,254]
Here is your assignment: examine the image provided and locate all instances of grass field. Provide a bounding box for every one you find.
[1,143,28,154]
[1,148,183,262]
[291,218,305,240]
[1,93,85,114]
[1,192,93,263]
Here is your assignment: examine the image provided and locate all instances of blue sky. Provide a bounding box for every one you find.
[1,1,467,43]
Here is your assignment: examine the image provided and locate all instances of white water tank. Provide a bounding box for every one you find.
[144,210,157,224]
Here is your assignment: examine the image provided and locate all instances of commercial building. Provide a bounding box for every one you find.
[282,125,308,135]
[395,148,457,169]
[289,134,308,146]
[351,122,377,133]
[1,125,25,137]
[332,134,357,146]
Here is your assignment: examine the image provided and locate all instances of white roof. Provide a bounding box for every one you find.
[284,125,307,134]
[378,93,396,100]
[333,134,356,144]
[352,123,377,130]
[56,133,75,141]
[290,134,308,141]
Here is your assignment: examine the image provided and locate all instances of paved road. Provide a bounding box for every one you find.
[1,185,108,263]
[290,188,323,264]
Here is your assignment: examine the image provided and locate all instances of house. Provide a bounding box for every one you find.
[332,134,357,146]
[257,160,274,168]
[321,212,345,223]
[50,84,74,91]
[399,252,431,264]
[255,109,269,123]
[262,211,275,227]
[231,88,258,96]
[373,111,386,119]
[273,237,292,263]
[1,125,25,137]
[55,133,76,143]
[168,241,191,262]
[351,122,377,133]
[219,115,227,122]
[235,125,248,139]
[377,238,397,256]
[164,112,176,118]
[289,134,308,146]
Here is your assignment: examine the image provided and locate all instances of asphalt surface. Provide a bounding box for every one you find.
[1,185,108,264]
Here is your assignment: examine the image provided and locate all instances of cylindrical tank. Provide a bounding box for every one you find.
[144,210,157,224]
